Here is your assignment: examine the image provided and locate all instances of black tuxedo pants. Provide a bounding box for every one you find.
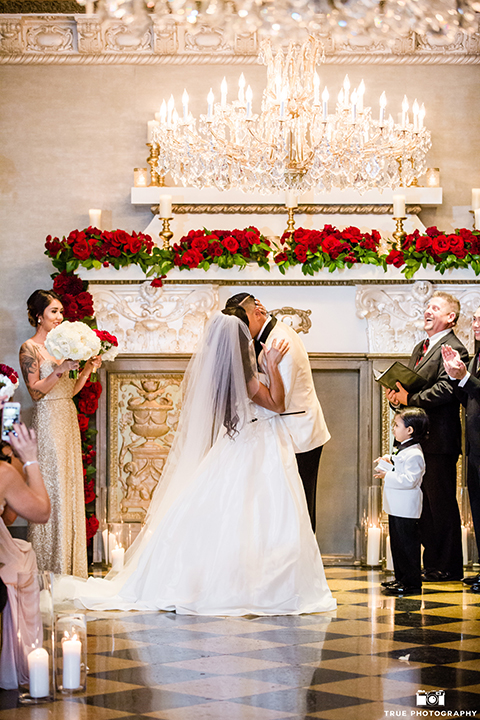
[419,453,463,578]
[467,452,480,558]
[295,445,323,533]
[388,514,422,588]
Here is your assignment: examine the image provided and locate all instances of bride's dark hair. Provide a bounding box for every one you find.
[27,289,62,327]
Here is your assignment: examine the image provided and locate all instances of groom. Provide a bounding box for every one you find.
[225,293,330,532]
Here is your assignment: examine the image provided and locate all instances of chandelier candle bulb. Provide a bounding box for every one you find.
[221,77,227,108]
[62,633,81,690]
[28,647,50,698]
[472,189,480,210]
[313,72,320,105]
[402,96,409,129]
[393,195,406,217]
[159,194,172,219]
[322,86,329,120]
[246,85,253,119]
[412,99,419,132]
[238,73,246,104]
[88,209,102,230]
[379,92,387,126]
[357,80,365,113]
[343,74,350,105]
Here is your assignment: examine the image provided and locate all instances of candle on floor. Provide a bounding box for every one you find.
[28,647,50,698]
[366,525,381,566]
[111,545,125,572]
[62,633,82,690]
[385,534,394,571]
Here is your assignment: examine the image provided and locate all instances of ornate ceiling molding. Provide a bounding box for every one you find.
[151,203,422,215]
[1,14,479,64]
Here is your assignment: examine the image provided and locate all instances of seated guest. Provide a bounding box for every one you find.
[0,398,50,690]
[375,408,429,596]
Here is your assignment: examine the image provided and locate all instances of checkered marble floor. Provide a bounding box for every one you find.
[1,567,480,720]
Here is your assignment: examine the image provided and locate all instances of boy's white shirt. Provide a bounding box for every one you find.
[382,442,425,519]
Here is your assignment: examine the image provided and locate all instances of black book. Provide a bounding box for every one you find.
[373,361,427,393]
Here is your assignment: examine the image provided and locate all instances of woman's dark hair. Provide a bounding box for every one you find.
[221,305,249,327]
[396,407,429,442]
[27,289,62,327]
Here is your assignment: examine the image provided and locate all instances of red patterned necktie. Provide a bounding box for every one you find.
[415,338,429,367]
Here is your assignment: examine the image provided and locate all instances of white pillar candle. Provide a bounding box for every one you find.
[28,647,50,698]
[108,532,116,564]
[62,634,82,690]
[366,526,381,566]
[393,194,405,217]
[89,209,102,229]
[472,189,480,210]
[285,190,297,208]
[103,530,116,563]
[385,535,394,571]
[159,194,172,218]
[461,526,469,565]
[111,546,125,572]
[475,209,480,229]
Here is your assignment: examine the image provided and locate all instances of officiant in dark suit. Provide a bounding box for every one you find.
[442,305,480,593]
[385,291,468,582]
[225,293,330,532]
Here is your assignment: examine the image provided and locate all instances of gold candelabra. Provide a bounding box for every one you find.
[160,217,173,250]
[470,210,477,231]
[285,207,296,241]
[392,217,407,245]
[146,143,165,187]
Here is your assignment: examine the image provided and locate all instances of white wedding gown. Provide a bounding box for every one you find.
[62,406,335,616]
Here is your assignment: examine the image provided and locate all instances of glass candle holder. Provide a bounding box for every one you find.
[17,571,54,704]
[364,486,382,567]
[134,168,149,187]
[54,613,87,693]
[425,168,440,187]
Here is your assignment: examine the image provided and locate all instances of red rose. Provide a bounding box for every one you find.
[415,236,431,252]
[124,236,143,254]
[78,397,98,415]
[274,252,288,263]
[181,249,203,268]
[66,230,86,246]
[471,234,480,255]
[246,230,261,245]
[95,329,118,346]
[222,236,239,253]
[82,379,103,399]
[322,236,348,259]
[425,226,440,238]
[84,480,96,505]
[45,235,63,257]
[72,239,92,260]
[344,254,358,263]
[448,235,466,258]
[431,234,450,255]
[85,514,99,542]
[386,249,405,267]
[150,277,165,287]
[192,237,209,252]
[402,231,419,250]
[294,245,307,262]
[208,241,224,257]
[77,414,89,434]
[53,271,84,297]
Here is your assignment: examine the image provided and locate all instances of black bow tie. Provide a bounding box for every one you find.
[254,316,278,359]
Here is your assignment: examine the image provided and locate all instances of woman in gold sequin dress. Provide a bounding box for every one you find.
[19,290,101,578]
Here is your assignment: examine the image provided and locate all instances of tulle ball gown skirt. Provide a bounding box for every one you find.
[68,416,336,616]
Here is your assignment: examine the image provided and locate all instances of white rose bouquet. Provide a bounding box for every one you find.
[45,321,102,377]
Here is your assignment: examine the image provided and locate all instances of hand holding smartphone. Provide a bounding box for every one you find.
[1,402,21,442]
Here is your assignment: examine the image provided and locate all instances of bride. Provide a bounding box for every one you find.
[60,308,336,615]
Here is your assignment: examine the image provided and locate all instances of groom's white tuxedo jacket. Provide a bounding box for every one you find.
[258,320,330,454]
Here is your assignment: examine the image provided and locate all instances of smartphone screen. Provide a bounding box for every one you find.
[1,403,21,442]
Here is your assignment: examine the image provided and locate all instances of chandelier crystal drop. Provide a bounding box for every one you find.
[151,37,432,193]
[77,0,480,44]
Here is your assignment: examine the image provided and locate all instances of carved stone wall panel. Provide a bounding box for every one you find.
[108,372,183,522]
[356,281,480,353]
[1,15,479,63]
[271,306,312,334]
[90,282,218,354]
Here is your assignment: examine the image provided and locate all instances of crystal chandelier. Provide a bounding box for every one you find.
[77,0,480,43]
[151,36,432,193]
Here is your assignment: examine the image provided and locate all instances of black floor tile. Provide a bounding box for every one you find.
[376,611,462,627]
[383,646,480,665]
[378,628,477,645]
[84,688,210,713]
[388,665,480,689]
[233,687,372,713]
[90,663,213,685]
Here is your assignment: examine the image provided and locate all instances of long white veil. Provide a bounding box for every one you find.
[61,312,258,599]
